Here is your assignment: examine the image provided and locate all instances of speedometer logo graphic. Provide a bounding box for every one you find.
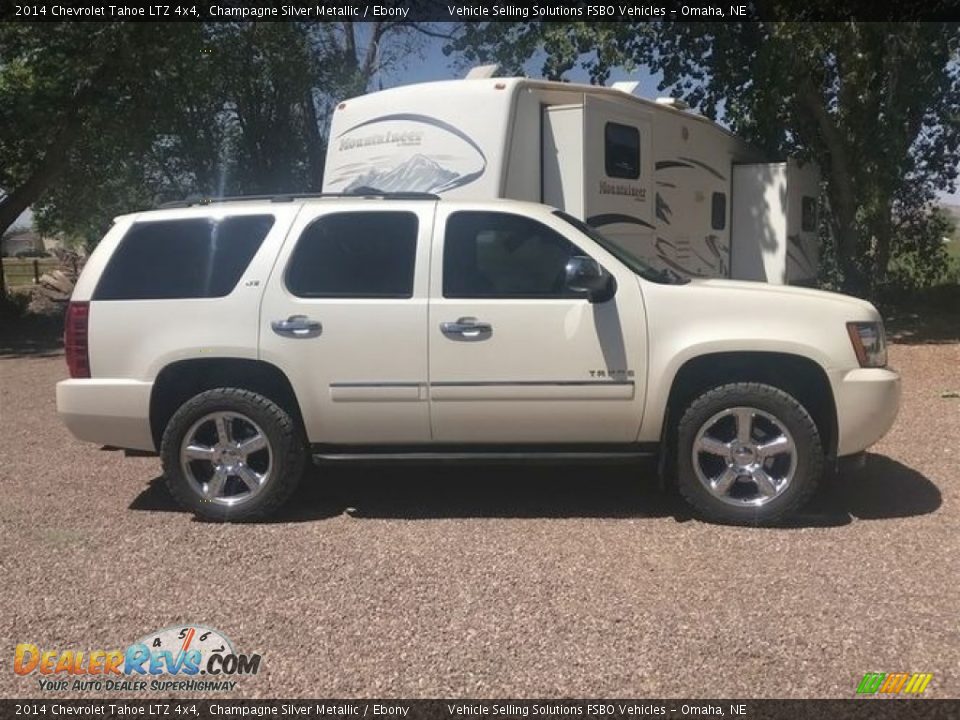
[135,624,234,672]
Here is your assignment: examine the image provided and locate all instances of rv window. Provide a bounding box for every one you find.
[802,196,818,232]
[604,123,640,179]
[286,211,418,298]
[444,212,585,299]
[711,192,726,231]
[94,215,274,300]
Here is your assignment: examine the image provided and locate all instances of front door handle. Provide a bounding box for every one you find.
[271,315,323,338]
[440,316,492,339]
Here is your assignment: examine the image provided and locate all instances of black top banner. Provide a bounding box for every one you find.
[3,699,960,720]
[1,0,958,23]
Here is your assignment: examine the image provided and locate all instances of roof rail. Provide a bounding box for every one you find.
[157,190,439,209]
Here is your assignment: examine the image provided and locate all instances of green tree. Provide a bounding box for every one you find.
[449,19,960,295]
[27,23,322,246]
[0,24,187,241]
[2,20,433,258]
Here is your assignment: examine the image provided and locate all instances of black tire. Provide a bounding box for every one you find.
[160,388,306,522]
[675,382,823,526]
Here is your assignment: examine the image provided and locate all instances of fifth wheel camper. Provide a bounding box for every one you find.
[323,68,820,284]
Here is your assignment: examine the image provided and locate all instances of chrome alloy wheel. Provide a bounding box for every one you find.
[179,411,273,506]
[691,406,797,507]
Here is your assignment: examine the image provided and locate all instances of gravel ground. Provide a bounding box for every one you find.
[0,342,957,699]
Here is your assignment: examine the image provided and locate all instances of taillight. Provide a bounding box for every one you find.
[64,301,90,378]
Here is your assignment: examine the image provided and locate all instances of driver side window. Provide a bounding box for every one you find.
[443,211,586,298]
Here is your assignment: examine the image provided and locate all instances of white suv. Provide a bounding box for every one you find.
[56,194,900,525]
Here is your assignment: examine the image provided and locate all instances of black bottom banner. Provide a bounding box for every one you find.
[3,699,957,720]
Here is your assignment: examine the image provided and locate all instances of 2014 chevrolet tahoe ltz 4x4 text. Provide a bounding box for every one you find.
[56,194,900,525]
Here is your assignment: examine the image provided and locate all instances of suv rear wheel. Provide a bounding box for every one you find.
[675,382,823,525]
[160,388,306,521]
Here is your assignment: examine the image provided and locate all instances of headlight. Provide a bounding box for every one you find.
[847,322,887,368]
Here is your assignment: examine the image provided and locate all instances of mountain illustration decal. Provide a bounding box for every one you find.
[344,154,461,193]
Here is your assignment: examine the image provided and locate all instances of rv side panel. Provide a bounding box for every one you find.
[502,88,545,202]
[541,104,585,217]
[731,163,788,283]
[646,106,740,278]
[323,80,518,198]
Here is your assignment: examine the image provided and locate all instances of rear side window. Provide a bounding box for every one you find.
[285,212,418,298]
[605,122,640,179]
[94,215,274,300]
[711,192,727,230]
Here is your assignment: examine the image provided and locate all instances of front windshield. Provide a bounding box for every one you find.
[552,210,682,284]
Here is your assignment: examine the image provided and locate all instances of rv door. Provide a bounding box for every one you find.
[785,159,820,285]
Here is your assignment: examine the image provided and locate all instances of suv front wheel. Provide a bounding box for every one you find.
[160,388,306,522]
[675,382,823,525]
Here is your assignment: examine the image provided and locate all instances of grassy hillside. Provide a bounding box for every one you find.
[941,203,960,255]
[941,205,960,281]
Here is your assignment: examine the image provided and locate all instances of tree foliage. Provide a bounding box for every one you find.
[0,24,181,243]
[0,21,429,253]
[449,19,960,296]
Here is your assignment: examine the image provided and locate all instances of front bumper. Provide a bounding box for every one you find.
[56,379,155,452]
[832,367,901,456]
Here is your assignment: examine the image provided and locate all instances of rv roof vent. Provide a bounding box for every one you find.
[655,97,690,110]
[611,81,640,96]
[465,64,500,79]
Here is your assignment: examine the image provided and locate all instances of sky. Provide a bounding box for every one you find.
[11,208,32,230]
[384,28,661,89]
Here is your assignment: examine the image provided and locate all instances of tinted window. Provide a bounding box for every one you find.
[802,196,818,232]
[711,192,727,230]
[285,212,417,298]
[444,212,585,298]
[94,215,274,300]
[605,122,640,179]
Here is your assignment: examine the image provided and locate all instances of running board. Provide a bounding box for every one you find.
[311,444,658,465]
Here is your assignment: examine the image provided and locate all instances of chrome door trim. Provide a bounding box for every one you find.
[430,380,634,387]
[329,381,424,403]
[430,380,635,402]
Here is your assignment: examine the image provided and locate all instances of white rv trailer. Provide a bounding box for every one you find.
[323,72,820,284]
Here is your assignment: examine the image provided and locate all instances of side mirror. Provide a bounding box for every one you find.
[565,256,617,303]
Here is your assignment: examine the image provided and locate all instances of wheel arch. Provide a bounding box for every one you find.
[150,358,305,450]
[659,351,838,463]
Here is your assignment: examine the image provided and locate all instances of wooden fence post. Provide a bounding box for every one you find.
[33,259,40,284]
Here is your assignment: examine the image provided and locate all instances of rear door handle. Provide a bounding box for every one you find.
[440,316,492,339]
[271,315,322,338]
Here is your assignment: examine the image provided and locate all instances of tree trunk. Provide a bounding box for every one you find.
[797,81,869,296]
[0,123,78,239]
[0,31,131,242]
[824,166,870,296]
[302,89,324,190]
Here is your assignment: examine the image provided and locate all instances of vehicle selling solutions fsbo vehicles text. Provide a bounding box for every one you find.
[446,5,668,18]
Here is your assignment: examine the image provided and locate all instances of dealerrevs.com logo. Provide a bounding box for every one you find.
[14,625,262,693]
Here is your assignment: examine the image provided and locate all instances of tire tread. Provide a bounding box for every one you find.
[160,387,306,522]
[675,382,822,526]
